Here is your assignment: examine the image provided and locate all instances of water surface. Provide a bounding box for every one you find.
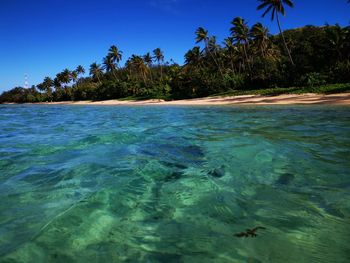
[0,105,349,262]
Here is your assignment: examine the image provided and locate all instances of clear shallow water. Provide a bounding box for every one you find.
[0,105,349,263]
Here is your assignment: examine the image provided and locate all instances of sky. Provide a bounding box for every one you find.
[0,0,349,92]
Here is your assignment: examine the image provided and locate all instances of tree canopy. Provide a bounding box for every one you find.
[1,1,350,103]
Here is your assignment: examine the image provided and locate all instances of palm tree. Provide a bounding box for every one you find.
[102,55,117,79]
[108,45,122,68]
[223,37,239,72]
[70,71,78,86]
[184,46,203,69]
[76,65,85,76]
[89,62,103,84]
[195,27,223,75]
[251,22,271,58]
[37,77,51,91]
[230,17,251,70]
[128,55,148,83]
[42,77,53,101]
[208,36,225,73]
[257,0,295,65]
[185,47,203,73]
[143,52,153,67]
[143,52,154,82]
[73,65,85,88]
[327,24,347,61]
[53,77,61,89]
[56,69,71,87]
[153,48,164,81]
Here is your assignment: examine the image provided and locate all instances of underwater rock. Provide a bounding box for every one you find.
[160,161,188,171]
[208,166,225,178]
[183,145,205,158]
[276,173,295,185]
[164,171,183,182]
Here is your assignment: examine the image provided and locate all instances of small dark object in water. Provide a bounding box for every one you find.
[208,166,225,178]
[184,145,205,158]
[234,226,266,238]
[276,173,295,185]
[165,171,183,182]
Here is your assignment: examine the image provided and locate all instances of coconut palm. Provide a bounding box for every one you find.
[42,77,54,101]
[195,27,209,45]
[208,36,220,54]
[70,71,78,86]
[208,36,225,73]
[184,46,204,73]
[195,27,223,75]
[153,48,165,81]
[250,22,271,58]
[143,52,153,67]
[257,0,295,64]
[53,77,61,89]
[73,65,85,88]
[102,55,117,79]
[37,77,53,91]
[76,65,85,76]
[57,69,71,86]
[128,55,148,83]
[108,45,122,67]
[230,17,251,70]
[89,62,103,84]
[327,24,347,60]
[223,37,239,72]
[143,52,154,82]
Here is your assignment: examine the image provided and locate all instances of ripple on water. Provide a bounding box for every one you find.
[0,105,350,262]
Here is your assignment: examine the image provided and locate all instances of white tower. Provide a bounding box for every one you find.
[24,74,29,89]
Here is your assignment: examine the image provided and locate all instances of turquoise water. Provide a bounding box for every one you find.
[0,105,349,263]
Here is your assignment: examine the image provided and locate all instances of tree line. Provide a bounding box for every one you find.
[1,0,350,103]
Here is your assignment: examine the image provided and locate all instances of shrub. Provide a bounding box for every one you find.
[300,72,328,87]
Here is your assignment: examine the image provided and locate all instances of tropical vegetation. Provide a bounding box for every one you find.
[1,0,350,103]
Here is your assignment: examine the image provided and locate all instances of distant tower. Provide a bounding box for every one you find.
[24,74,29,89]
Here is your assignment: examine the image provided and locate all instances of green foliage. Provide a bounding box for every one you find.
[223,73,245,89]
[1,21,350,103]
[300,72,328,87]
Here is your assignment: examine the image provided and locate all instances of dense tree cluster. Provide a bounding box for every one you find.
[1,0,350,103]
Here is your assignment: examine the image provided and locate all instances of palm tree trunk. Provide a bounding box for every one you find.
[242,44,252,73]
[160,64,163,82]
[112,69,118,80]
[230,58,235,73]
[148,66,154,83]
[205,40,224,77]
[276,13,294,65]
[141,70,147,84]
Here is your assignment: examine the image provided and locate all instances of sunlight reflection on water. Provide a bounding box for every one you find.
[0,105,349,262]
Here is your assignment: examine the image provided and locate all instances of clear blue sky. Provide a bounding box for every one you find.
[0,0,349,92]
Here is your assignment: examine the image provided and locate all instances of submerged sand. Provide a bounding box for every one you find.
[33,93,350,106]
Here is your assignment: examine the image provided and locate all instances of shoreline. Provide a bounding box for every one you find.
[3,93,350,106]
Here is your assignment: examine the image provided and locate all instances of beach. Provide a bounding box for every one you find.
[35,93,350,106]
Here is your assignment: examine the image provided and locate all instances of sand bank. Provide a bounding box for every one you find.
[34,93,350,106]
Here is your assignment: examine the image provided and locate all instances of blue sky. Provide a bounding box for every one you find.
[0,0,349,92]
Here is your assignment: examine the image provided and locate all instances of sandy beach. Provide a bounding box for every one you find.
[34,93,350,106]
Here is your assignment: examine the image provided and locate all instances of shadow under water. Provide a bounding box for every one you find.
[0,105,349,263]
